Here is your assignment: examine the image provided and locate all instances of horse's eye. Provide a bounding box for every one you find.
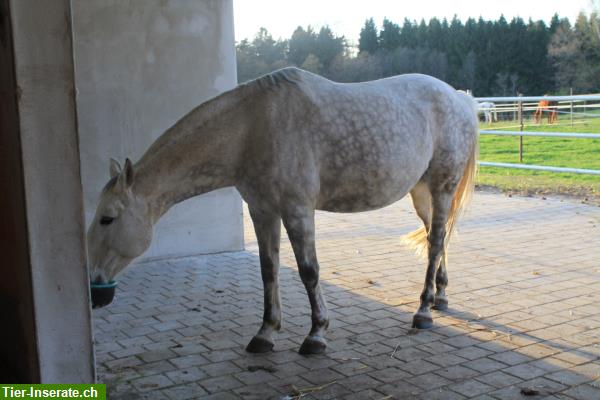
[100,216,115,226]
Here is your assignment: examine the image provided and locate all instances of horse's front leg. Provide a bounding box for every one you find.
[246,208,282,353]
[282,208,329,355]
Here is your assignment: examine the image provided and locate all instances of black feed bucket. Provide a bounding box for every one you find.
[90,281,118,308]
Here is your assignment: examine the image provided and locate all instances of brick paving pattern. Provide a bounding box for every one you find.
[94,192,600,399]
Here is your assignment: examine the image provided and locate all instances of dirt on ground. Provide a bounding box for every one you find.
[476,184,600,206]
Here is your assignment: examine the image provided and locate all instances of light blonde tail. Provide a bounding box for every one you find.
[401,226,429,258]
[402,142,479,258]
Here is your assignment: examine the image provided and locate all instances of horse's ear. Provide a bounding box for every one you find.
[122,158,134,187]
[109,158,121,179]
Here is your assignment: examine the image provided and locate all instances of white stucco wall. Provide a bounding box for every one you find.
[72,0,243,259]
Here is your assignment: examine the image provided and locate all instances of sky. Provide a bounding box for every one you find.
[233,0,592,45]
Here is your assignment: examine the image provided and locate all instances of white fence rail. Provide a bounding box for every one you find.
[476,94,600,102]
[478,162,600,176]
[475,94,600,176]
[479,130,600,139]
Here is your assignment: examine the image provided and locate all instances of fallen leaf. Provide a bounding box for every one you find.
[520,387,540,396]
[247,364,278,373]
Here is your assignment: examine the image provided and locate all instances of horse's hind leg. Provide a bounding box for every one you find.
[410,183,449,312]
[282,207,329,355]
[412,187,454,329]
[433,257,449,311]
[246,208,282,353]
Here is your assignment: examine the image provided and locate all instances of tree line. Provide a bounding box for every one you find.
[236,12,600,96]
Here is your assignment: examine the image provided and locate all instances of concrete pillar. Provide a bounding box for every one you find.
[0,0,39,383]
[72,0,243,260]
[4,0,95,382]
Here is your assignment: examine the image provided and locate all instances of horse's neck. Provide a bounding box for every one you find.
[133,90,249,221]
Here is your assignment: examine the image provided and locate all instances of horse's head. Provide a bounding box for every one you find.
[87,158,153,285]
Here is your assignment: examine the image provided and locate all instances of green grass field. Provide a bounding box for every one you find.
[477,113,600,200]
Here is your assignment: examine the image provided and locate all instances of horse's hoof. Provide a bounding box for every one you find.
[432,297,448,311]
[299,336,327,355]
[245,336,274,353]
[412,313,433,329]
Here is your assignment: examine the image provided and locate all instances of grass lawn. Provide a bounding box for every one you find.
[477,113,600,201]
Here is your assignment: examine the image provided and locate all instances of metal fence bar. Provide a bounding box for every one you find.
[476,94,600,102]
[480,130,600,139]
[479,161,600,175]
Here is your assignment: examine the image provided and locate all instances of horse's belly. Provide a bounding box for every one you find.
[314,130,432,213]
[317,192,407,213]
[316,173,417,213]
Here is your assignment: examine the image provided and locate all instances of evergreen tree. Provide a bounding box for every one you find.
[416,19,428,46]
[399,18,417,48]
[428,17,444,50]
[549,13,561,33]
[252,28,287,66]
[458,51,477,91]
[443,16,465,87]
[314,26,346,71]
[359,18,379,54]
[522,19,553,94]
[289,26,316,66]
[379,18,401,51]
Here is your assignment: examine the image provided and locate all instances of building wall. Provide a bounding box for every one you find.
[72,0,243,260]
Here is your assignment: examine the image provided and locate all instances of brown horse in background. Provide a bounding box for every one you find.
[534,99,558,124]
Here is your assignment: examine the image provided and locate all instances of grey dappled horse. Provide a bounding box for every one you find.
[87,67,479,355]
[478,101,497,124]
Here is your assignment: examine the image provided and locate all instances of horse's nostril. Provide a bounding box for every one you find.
[91,274,106,285]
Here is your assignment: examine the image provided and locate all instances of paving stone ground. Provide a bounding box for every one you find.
[94,192,600,399]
